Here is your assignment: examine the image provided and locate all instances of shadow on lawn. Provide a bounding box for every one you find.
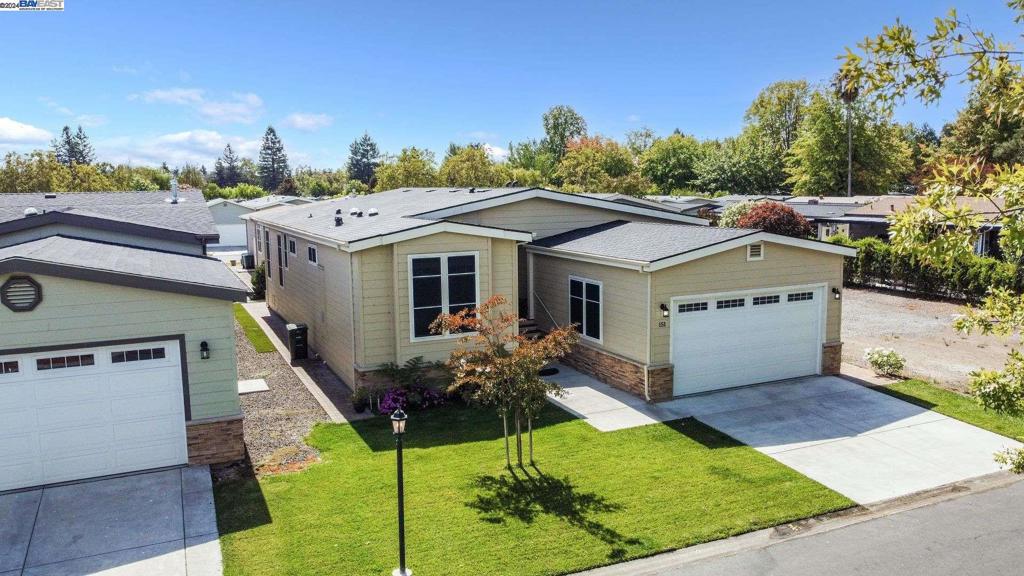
[664,417,747,450]
[350,403,577,452]
[467,465,642,561]
[210,457,273,536]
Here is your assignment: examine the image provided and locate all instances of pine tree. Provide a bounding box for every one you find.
[73,126,94,165]
[52,125,94,166]
[214,143,241,187]
[258,126,290,191]
[345,133,380,186]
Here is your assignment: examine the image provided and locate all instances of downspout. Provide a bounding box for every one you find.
[643,272,652,402]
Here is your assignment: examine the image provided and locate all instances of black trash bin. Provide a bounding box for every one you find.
[286,323,308,361]
[241,253,255,270]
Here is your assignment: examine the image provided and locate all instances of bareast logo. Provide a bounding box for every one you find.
[0,0,64,11]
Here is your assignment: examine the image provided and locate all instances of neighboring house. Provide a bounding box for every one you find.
[0,190,249,492]
[245,186,854,402]
[207,195,316,250]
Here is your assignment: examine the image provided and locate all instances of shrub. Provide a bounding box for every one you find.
[736,201,814,238]
[718,201,754,227]
[864,347,906,377]
[250,262,266,300]
[377,385,447,414]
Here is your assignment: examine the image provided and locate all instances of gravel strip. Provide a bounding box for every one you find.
[234,321,329,470]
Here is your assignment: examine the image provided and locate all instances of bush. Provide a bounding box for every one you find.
[827,235,1020,301]
[864,347,906,377]
[736,201,814,238]
[377,385,448,414]
[250,262,266,300]
[718,201,754,227]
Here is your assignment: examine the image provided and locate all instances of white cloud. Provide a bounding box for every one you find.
[282,112,333,132]
[97,129,261,167]
[39,97,108,128]
[483,143,508,161]
[0,117,52,144]
[132,88,263,124]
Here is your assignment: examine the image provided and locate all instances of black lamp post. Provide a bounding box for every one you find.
[391,409,411,576]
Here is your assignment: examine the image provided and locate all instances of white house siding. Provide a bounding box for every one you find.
[0,274,239,421]
[531,254,649,364]
[649,243,843,365]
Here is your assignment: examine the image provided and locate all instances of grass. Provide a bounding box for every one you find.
[215,404,852,576]
[879,379,1024,442]
[234,303,275,353]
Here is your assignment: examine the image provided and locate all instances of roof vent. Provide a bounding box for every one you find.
[368,208,379,216]
[335,208,343,215]
[469,187,476,193]
[23,207,40,217]
[334,216,343,227]
[349,207,359,216]
[43,193,57,199]
[165,177,184,204]
[808,198,818,205]
[2,276,42,312]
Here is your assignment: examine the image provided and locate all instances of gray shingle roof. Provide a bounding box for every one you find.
[238,195,315,209]
[530,221,757,263]
[0,190,217,237]
[0,236,248,300]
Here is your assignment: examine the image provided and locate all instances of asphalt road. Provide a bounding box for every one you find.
[656,480,1024,576]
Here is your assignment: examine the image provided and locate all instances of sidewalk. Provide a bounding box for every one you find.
[240,300,371,424]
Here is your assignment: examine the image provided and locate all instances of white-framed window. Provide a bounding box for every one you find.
[308,245,318,264]
[788,291,814,302]
[255,225,263,252]
[569,276,602,342]
[716,297,745,309]
[408,252,479,340]
[678,302,708,313]
[746,243,764,261]
[288,239,296,255]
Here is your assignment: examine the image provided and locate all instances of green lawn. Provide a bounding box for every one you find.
[215,405,852,576]
[880,379,1024,442]
[233,303,275,353]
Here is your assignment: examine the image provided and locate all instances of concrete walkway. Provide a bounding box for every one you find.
[545,365,1021,504]
[0,467,221,575]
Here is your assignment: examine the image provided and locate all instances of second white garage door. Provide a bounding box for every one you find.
[0,339,188,492]
[671,285,824,396]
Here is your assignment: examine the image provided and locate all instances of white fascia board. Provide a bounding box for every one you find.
[642,232,857,272]
[243,214,349,250]
[415,188,709,225]
[344,221,534,252]
[524,245,646,271]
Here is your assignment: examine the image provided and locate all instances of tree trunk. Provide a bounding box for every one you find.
[528,416,534,464]
[502,411,511,469]
[515,410,523,467]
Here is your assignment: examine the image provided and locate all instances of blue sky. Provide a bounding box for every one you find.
[1,1,1019,169]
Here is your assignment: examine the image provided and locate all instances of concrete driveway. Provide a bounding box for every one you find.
[0,467,221,575]
[547,366,1021,504]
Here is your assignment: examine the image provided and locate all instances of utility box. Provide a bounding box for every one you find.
[286,323,308,362]
[241,253,255,270]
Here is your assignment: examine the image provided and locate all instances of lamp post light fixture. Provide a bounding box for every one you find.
[199,341,210,360]
[391,409,411,576]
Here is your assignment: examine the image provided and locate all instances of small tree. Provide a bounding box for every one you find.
[736,201,814,238]
[250,262,266,300]
[434,295,579,467]
[717,201,755,228]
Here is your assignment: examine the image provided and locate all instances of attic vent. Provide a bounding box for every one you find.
[746,243,764,261]
[368,208,379,216]
[2,276,42,312]
[43,193,57,199]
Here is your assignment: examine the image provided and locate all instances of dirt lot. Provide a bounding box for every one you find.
[842,288,1016,390]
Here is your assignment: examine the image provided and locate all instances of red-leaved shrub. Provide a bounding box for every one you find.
[736,201,814,238]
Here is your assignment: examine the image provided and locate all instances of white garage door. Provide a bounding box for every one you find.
[672,286,824,396]
[214,223,247,247]
[0,340,188,491]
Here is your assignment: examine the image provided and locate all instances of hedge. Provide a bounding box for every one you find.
[827,234,1021,301]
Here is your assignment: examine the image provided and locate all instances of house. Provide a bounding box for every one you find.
[207,195,315,249]
[0,190,249,492]
[245,186,854,402]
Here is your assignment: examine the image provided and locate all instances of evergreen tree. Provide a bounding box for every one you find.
[346,133,380,186]
[214,144,241,187]
[258,126,290,191]
[73,126,95,165]
[51,125,94,167]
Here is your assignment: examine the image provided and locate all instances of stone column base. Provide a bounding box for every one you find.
[561,344,671,403]
[822,341,842,375]
[186,415,245,465]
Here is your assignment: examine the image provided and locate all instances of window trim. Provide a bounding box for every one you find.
[288,238,297,256]
[746,243,764,261]
[407,251,480,342]
[255,225,263,253]
[307,244,318,265]
[569,275,603,344]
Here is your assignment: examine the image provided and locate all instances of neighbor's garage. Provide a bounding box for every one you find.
[0,339,187,492]
[671,286,824,395]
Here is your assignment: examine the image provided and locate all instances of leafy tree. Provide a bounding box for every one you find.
[439,146,504,186]
[902,122,941,193]
[745,80,811,152]
[214,144,241,187]
[276,176,298,196]
[225,183,265,200]
[639,133,704,193]
[294,166,348,197]
[373,147,438,190]
[556,136,646,194]
[257,126,290,191]
[0,151,63,193]
[238,158,261,186]
[625,127,658,158]
[541,105,587,160]
[736,201,814,237]
[784,91,913,196]
[839,1,1024,471]
[346,133,380,186]
[717,201,755,227]
[941,87,1024,165]
[434,295,579,467]
[693,132,786,195]
[177,163,206,188]
[507,139,557,182]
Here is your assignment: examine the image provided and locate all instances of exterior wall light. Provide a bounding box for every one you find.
[659,303,669,318]
[832,287,841,300]
[200,341,211,360]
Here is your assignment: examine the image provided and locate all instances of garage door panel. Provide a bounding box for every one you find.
[0,339,188,491]
[673,286,823,396]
